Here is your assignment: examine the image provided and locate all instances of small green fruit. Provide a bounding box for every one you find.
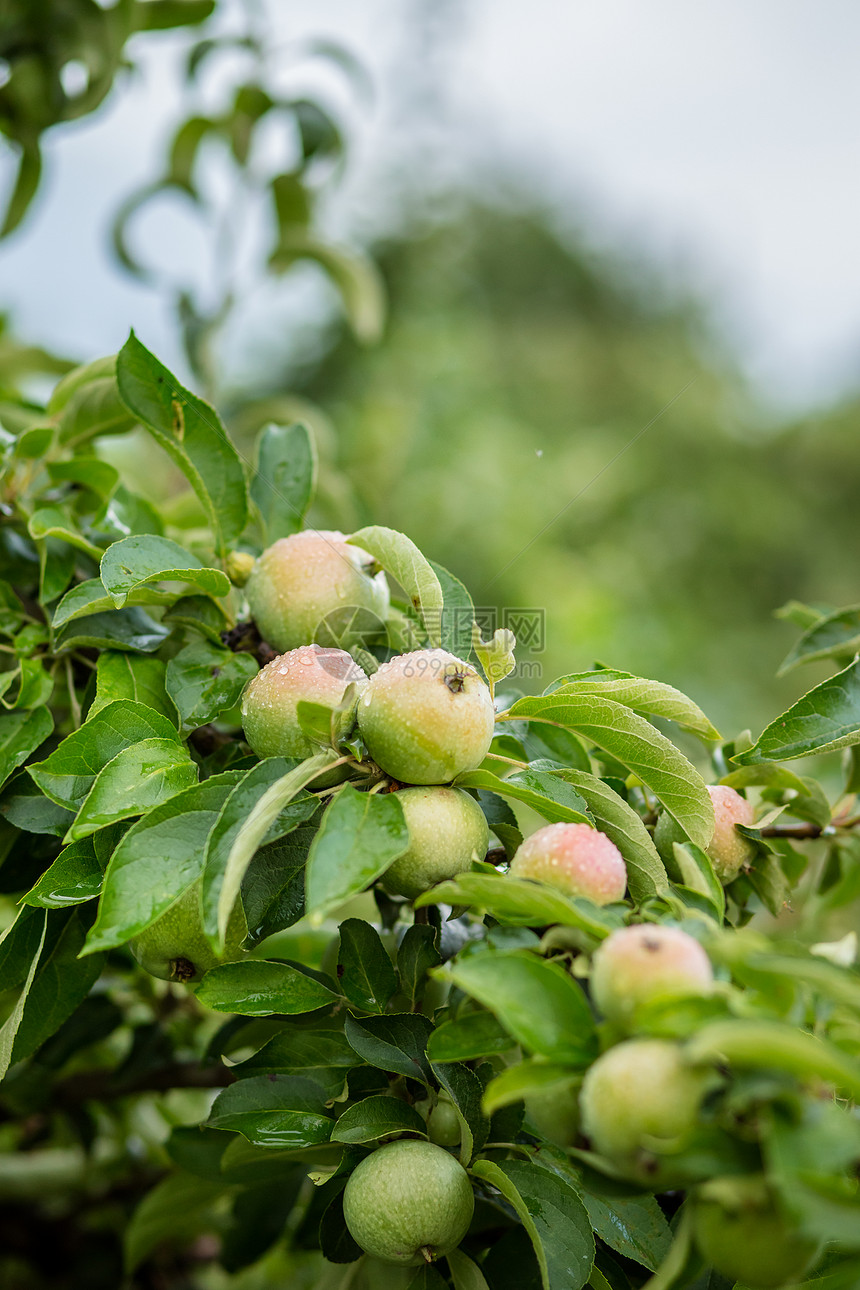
[427,1096,462,1147]
[524,1082,581,1148]
[509,822,627,905]
[580,1038,708,1167]
[342,1139,474,1266]
[693,1177,821,1288]
[655,785,755,883]
[129,884,245,983]
[357,649,496,785]
[381,787,489,899]
[241,644,368,759]
[590,924,714,1027]
[245,529,389,652]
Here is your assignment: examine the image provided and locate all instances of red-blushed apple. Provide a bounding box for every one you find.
[245,529,389,651]
[590,923,714,1026]
[241,644,367,760]
[509,822,627,905]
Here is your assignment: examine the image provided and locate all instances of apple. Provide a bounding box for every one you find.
[342,1139,474,1266]
[357,649,495,785]
[509,822,627,905]
[245,529,389,652]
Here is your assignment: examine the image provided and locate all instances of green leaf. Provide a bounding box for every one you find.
[427,1011,516,1064]
[210,755,333,949]
[685,1019,860,1099]
[447,1249,491,1290]
[454,769,592,825]
[547,769,669,900]
[207,1074,333,1148]
[482,1060,582,1116]
[53,606,171,655]
[430,560,475,661]
[331,1095,427,1145]
[0,909,46,1080]
[116,332,249,556]
[432,1059,488,1164]
[337,918,398,1013]
[415,874,619,942]
[546,671,720,740]
[82,773,240,954]
[734,659,860,764]
[471,1159,594,1290]
[348,526,443,647]
[235,1029,357,1100]
[124,1172,225,1274]
[196,959,336,1015]
[305,785,409,925]
[27,505,103,559]
[0,706,53,791]
[51,578,175,630]
[66,737,197,841]
[100,534,230,608]
[240,821,319,943]
[47,457,119,498]
[506,693,714,849]
[28,700,180,811]
[344,1012,433,1083]
[270,234,385,344]
[438,950,597,1066]
[0,773,74,836]
[779,605,860,675]
[162,592,229,644]
[581,1191,672,1273]
[21,836,105,907]
[90,652,176,722]
[50,356,136,446]
[397,923,442,1007]
[251,422,317,543]
[2,908,104,1069]
[165,639,258,730]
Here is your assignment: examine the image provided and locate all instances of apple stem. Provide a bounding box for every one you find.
[421,1246,434,1264]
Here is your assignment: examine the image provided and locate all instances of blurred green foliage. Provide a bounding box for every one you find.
[282,203,860,736]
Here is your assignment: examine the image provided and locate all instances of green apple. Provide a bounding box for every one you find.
[245,529,389,652]
[241,643,368,759]
[580,1038,709,1167]
[357,649,496,784]
[524,1082,581,1148]
[693,1177,821,1288]
[415,1094,462,1147]
[129,883,245,983]
[590,924,714,1027]
[509,822,627,905]
[342,1139,474,1266]
[655,785,755,883]
[381,787,489,899]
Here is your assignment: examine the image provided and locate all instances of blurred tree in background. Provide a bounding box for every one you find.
[279,204,860,736]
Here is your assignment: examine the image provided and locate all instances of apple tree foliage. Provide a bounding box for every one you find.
[1,332,860,1289]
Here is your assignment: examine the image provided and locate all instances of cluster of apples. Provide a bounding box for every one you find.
[571,923,821,1288]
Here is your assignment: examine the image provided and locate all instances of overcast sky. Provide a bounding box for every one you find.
[2,0,859,412]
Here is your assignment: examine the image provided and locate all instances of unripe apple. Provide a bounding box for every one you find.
[415,1093,462,1147]
[357,649,496,785]
[524,1083,581,1148]
[509,823,627,906]
[342,1139,474,1266]
[654,785,756,883]
[693,1177,821,1288]
[381,787,489,899]
[579,1038,708,1165]
[245,530,389,652]
[241,644,368,760]
[590,924,714,1026]
[129,883,245,983]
